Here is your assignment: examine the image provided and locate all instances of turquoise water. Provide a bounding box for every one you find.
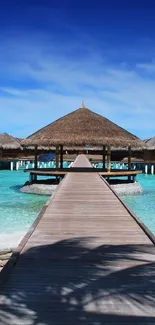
[0,170,48,248]
[122,174,155,235]
[0,170,155,248]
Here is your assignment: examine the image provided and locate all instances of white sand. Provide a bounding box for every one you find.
[111,181,143,195]
[20,184,57,195]
[0,231,26,250]
[20,182,143,196]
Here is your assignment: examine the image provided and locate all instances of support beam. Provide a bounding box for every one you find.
[10,161,13,171]
[34,145,38,182]
[60,145,63,169]
[29,173,34,183]
[107,146,111,173]
[128,146,132,171]
[56,145,59,168]
[133,175,136,182]
[145,164,148,174]
[151,165,154,175]
[128,146,132,181]
[102,145,106,169]
[34,145,38,169]
[16,161,19,170]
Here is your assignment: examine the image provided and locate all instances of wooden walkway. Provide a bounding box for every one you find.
[0,154,155,324]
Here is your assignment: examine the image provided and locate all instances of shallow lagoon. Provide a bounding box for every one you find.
[0,170,48,249]
[122,174,155,235]
[0,171,155,249]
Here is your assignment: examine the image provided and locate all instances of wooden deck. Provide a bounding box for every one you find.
[26,167,142,182]
[0,154,155,324]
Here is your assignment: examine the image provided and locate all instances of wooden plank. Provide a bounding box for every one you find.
[0,154,155,325]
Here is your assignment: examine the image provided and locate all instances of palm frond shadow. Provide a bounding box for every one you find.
[0,237,155,324]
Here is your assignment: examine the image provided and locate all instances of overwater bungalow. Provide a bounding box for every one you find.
[141,137,155,174]
[144,137,155,163]
[0,134,56,170]
[21,103,145,182]
[0,133,21,151]
[0,133,23,170]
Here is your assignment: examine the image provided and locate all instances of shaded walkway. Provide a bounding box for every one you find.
[0,155,155,324]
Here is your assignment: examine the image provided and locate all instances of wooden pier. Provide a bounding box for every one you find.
[0,154,155,324]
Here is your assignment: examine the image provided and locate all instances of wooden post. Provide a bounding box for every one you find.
[133,175,136,182]
[60,145,63,169]
[34,145,38,182]
[34,145,38,169]
[56,145,59,168]
[29,173,33,183]
[128,146,131,181]
[107,146,111,173]
[128,146,131,171]
[10,161,14,171]
[0,148,2,158]
[102,145,106,169]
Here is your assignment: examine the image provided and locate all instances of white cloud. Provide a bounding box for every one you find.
[0,35,155,139]
[136,60,155,73]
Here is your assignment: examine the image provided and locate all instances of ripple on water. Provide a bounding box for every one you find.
[0,170,48,248]
[1,171,155,249]
[122,174,155,235]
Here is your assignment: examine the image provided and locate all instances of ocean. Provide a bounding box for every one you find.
[0,170,155,249]
[0,170,48,249]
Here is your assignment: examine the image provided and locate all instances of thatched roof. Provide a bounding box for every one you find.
[144,137,155,150]
[0,133,22,150]
[121,157,144,163]
[22,105,144,148]
[16,137,24,142]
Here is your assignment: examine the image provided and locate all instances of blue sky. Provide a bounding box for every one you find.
[0,0,155,139]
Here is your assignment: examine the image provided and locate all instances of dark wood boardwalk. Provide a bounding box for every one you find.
[0,154,155,324]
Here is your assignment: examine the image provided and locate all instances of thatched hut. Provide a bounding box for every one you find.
[0,133,22,150]
[0,133,22,159]
[143,137,155,163]
[22,104,143,147]
[22,104,145,171]
[144,137,155,150]
[121,157,144,164]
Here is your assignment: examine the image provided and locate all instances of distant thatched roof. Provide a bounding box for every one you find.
[22,105,145,148]
[144,137,155,150]
[121,157,144,163]
[16,137,24,142]
[0,133,22,150]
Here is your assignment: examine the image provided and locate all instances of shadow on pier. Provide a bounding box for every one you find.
[0,238,155,324]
